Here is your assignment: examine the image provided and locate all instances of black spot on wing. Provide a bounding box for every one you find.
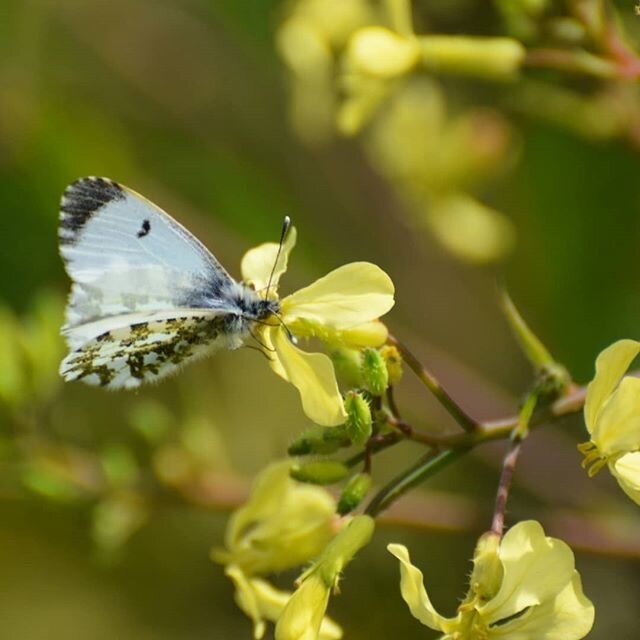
[137,219,151,238]
[59,177,125,243]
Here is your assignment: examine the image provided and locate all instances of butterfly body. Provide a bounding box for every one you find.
[58,177,278,389]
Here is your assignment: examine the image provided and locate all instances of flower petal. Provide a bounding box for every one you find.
[226,565,268,639]
[241,227,298,292]
[283,262,395,329]
[275,574,332,640]
[387,543,454,632]
[610,451,640,505]
[272,328,347,426]
[479,521,575,624]
[590,376,640,456]
[223,461,291,550]
[226,568,343,640]
[489,572,594,640]
[584,339,640,434]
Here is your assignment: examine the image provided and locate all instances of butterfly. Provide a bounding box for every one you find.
[59,177,283,389]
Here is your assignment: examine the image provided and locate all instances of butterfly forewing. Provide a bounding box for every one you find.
[59,177,236,328]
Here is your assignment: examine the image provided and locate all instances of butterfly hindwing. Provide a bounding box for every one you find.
[60,310,240,389]
[59,177,237,328]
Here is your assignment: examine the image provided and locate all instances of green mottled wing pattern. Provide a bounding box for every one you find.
[60,310,237,389]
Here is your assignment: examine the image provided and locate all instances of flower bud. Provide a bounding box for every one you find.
[343,391,372,446]
[419,35,525,79]
[347,27,421,78]
[276,516,374,640]
[291,461,350,485]
[380,345,402,386]
[337,473,371,515]
[362,348,389,396]
[288,425,350,456]
[330,347,364,388]
[468,531,502,603]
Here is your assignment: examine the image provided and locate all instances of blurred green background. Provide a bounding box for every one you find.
[1,1,640,638]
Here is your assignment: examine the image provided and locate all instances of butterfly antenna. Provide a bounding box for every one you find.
[273,312,297,344]
[265,216,291,299]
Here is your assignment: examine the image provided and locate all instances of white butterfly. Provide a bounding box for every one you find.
[59,177,281,389]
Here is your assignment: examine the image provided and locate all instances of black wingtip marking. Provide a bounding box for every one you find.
[59,177,125,242]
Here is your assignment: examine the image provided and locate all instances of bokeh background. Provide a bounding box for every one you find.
[1,1,640,638]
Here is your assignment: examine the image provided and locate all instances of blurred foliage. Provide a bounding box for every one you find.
[1,0,640,638]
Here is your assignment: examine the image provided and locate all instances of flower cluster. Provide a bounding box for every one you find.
[213,461,344,638]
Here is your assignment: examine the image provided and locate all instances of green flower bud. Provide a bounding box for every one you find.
[330,347,364,388]
[344,391,372,446]
[337,473,372,515]
[290,461,350,485]
[288,425,350,456]
[380,345,403,386]
[362,348,389,396]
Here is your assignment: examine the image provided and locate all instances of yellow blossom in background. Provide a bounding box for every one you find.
[241,226,395,426]
[277,0,521,264]
[579,339,640,504]
[367,80,516,263]
[213,461,343,638]
[388,520,594,639]
[346,26,420,79]
[276,0,375,144]
[427,193,516,263]
[339,25,417,136]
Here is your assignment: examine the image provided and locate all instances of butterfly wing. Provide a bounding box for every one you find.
[60,309,239,389]
[59,177,237,330]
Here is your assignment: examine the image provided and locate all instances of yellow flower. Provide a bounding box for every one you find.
[241,226,395,426]
[226,566,342,640]
[276,0,375,144]
[213,461,339,575]
[579,339,640,504]
[276,515,374,640]
[214,461,344,638]
[388,520,594,639]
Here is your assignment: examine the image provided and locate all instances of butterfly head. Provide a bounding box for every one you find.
[235,286,281,323]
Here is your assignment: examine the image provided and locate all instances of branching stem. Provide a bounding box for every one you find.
[388,335,479,433]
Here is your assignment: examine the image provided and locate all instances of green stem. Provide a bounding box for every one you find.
[388,335,478,433]
[365,448,469,517]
